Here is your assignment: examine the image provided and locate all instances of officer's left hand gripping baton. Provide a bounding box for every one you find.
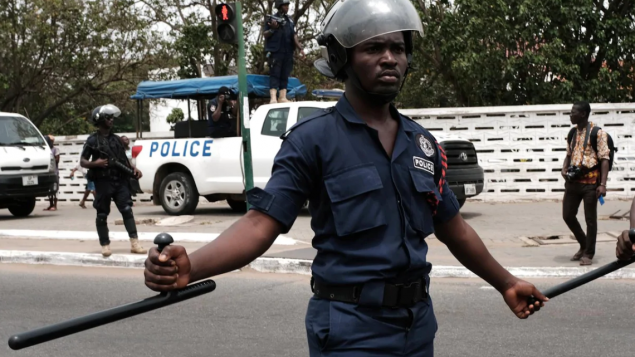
[527,229,635,306]
[8,233,216,351]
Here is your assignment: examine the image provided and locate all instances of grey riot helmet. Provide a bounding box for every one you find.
[90,104,121,126]
[314,0,423,103]
[275,0,290,9]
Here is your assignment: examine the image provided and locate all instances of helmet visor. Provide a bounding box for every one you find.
[99,104,121,119]
[322,0,423,48]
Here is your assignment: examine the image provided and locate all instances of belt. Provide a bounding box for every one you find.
[311,277,428,308]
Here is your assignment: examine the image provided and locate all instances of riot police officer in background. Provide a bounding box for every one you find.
[144,1,547,355]
[80,104,147,257]
[207,86,239,138]
[263,0,305,104]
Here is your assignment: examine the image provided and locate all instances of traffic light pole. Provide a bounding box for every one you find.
[235,1,254,210]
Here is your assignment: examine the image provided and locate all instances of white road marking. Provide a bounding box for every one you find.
[0,229,299,246]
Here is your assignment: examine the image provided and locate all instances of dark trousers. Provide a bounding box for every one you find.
[94,179,137,246]
[305,296,436,356]
[269,52,294,90]
[562,182,598,257]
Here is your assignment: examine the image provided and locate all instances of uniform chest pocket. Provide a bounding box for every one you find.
[407,168,442,235]
[324,164,387,237]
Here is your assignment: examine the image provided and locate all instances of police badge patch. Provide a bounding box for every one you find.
[416,134,435,157]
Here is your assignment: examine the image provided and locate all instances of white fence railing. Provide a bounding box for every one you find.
[46,103,635,204]
[402,103,635,202]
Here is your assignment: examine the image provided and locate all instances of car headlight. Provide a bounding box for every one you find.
[49,156,56,173]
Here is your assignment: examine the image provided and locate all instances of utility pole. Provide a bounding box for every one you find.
[235,1,254,210]
[215,1,255,210]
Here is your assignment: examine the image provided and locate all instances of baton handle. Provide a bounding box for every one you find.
[527,229,635,306]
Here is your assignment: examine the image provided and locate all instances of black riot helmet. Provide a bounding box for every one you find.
[89,104,121,126]
[275,0,290,9]
[314,0,424,103]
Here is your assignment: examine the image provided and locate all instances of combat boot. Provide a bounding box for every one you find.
[278,89,290,103]
[130,238,147,254]
[101,245,112,257]
[269,89,278,104]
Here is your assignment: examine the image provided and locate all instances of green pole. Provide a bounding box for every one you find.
[235,0,254,210]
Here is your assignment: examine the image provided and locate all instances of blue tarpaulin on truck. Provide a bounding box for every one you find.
[130,74,307,100]
[311,89,344,99]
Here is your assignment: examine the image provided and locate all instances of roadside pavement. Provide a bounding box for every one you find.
[1,199,633,279]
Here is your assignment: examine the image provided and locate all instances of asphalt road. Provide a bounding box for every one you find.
[1,264,635,357]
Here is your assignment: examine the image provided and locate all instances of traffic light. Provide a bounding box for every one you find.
[215,2,237,44]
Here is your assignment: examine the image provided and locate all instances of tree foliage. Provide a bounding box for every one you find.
[399,0,635,108]
[4,0,634,138]
[0,0,173,134]
[141,0,337,81]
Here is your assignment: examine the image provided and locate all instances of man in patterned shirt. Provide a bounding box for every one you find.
[561,101,610,266]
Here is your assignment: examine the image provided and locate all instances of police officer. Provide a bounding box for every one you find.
[207,86,239,138]
[81,104,147,257]
[144,1,547,355]
[263,0,305,104]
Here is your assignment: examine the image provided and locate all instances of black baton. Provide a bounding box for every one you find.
[8,233,216,351]
[528,229,635,306]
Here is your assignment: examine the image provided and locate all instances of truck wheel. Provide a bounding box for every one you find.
[8,198,36,217]
[159,172,199,216]
[226,198,247,213]
[458,198,466,208]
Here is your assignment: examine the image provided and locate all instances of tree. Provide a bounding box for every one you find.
[166,107,185,124]
[0,0,173,132]
[400,0,635,108]
[140,1,336,86]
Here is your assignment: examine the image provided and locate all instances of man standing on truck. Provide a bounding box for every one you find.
[143,1,547,355]
[263,0,305,104]
[80,104,147,258]
[207,86,239,138]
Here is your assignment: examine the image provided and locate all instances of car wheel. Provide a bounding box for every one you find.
[159,172,199,216]
[226,198,247,213]
[8,197,36,217]
[458,198,466,208]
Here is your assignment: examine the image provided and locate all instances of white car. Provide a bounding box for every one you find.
[132,101,484,215]
[0,112,58,217]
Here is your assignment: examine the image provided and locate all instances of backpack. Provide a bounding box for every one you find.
[567,125,618,171]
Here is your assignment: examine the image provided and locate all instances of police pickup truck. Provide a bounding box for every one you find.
[132,102,484,215]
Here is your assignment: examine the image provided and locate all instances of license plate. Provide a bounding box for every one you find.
[22,175,38,186]
[464,184,476,196]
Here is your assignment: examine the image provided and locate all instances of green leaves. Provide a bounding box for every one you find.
[0,0,171,134]
[399,0,635,108]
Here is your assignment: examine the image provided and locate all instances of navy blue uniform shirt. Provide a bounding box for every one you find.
[247,96,460,303]
[207,97,237,137]
[264,13,295,54]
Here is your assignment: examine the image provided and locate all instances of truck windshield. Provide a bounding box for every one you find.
[0,116,46,146]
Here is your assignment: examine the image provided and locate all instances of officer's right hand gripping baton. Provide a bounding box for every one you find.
[527,229,635,306]
[8,233,216,351]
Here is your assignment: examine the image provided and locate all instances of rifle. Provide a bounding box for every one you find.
[86,143,137,178]
[8,234,217,351]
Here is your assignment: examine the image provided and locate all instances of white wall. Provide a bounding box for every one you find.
[49,103,635,204]
[401,103,635,202]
